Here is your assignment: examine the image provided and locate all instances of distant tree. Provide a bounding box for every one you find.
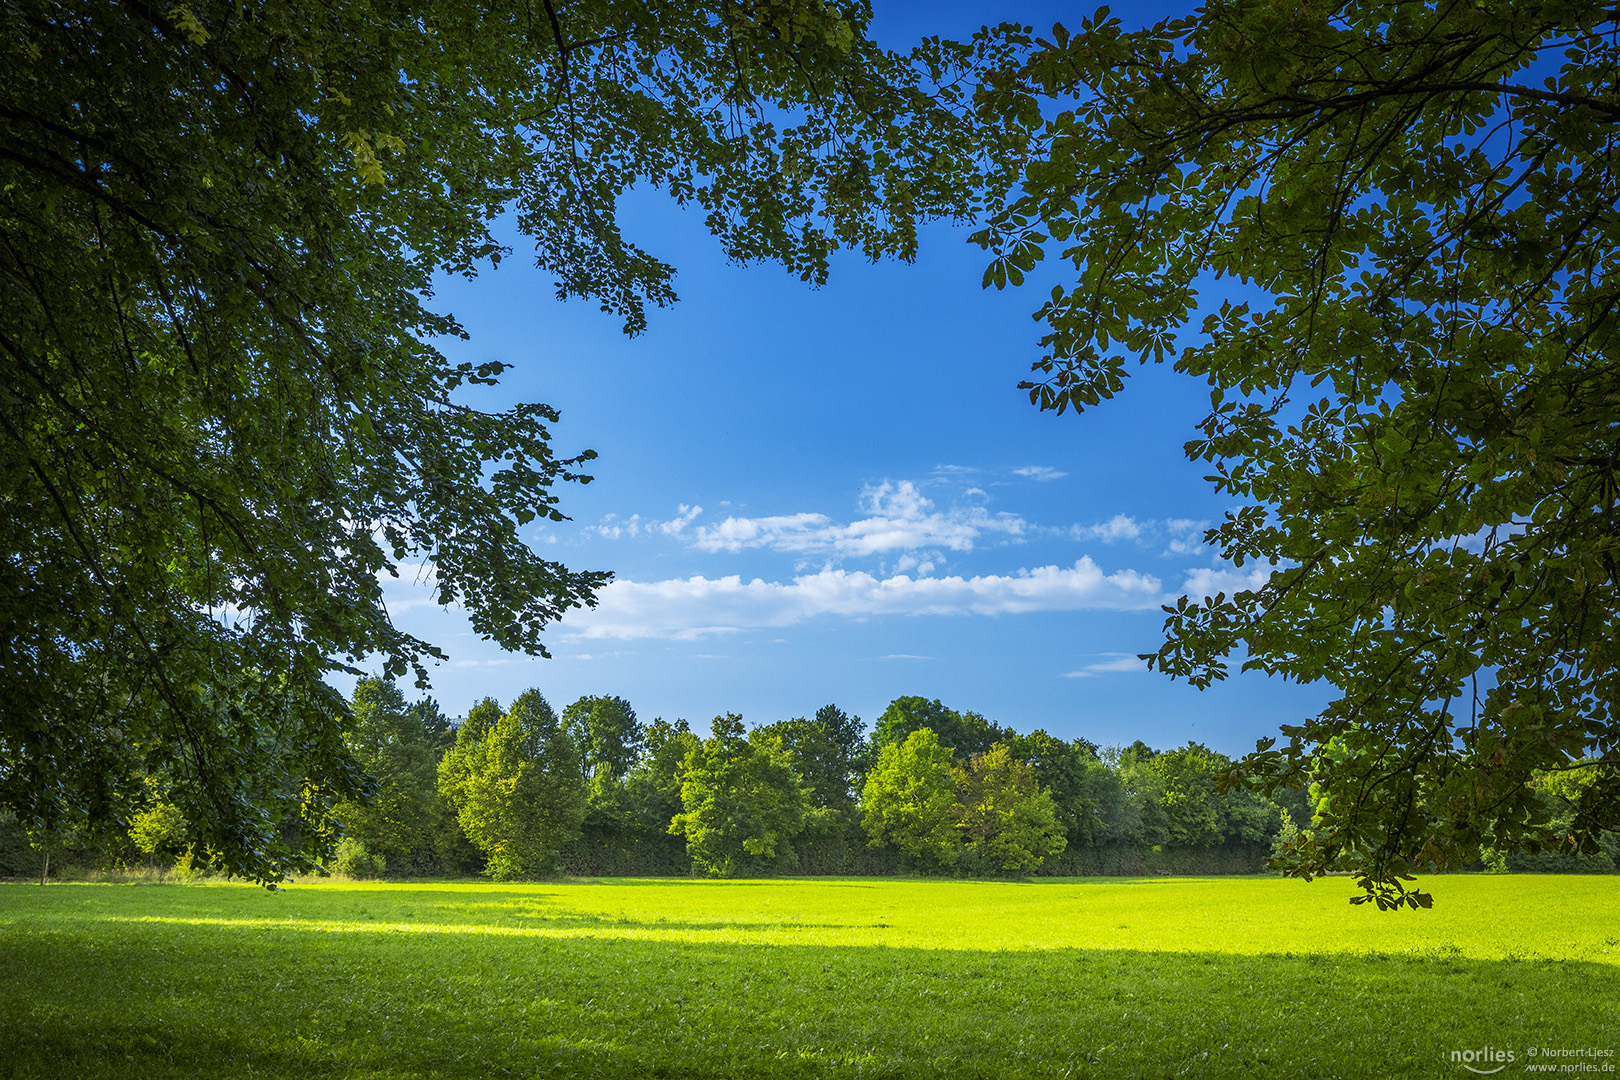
[754,706,865,813]
[562,696,644,784]
[1148,743,1226,850]
[436,696,503,832]
[127,780,187,864]
[1004,729,1102,852]
[1504,766,1620,873]
[1221,786,1286,851]
[1070,755,1132,849]
[954,744,1067,874]
[560,695,643,860]
[1142,742,1284,853]
[440,690,586,879]
[670,715,809,878]
[751,708,866,871]
[409,698,457,758]
[861,728,962,869]
[622,718,701,872]
[815,703,871,787]
[1108,742,1170,849]
[871,697,1011,757]
[336,677,444,871]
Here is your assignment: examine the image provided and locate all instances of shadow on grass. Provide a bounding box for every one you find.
[0,909,1612,1079]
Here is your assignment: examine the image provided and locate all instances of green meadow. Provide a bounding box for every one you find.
[1,875,1615,1078]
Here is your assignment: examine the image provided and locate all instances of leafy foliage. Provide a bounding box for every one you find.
[954,744,1066,873]
[754,705,867,812]
[562,696,644,784]
[670,714,810,877]
[974,1,1620,905]
[860,728,964,869]
[1003,729,1105,850]
[334,678,445,872]
[612,718,702,874]
[871,697,1012,758]
[438,690,586,879]
[126,779,187,860]
[0,0,1004,884]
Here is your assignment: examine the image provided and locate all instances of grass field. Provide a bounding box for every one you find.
[0,875,1615,1078]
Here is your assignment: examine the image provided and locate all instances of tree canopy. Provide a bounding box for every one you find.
[861,728,965,869]
[438,689,585,879]
[670,714,810,877]
[976,1,1620,907]
[0,0,1000,882]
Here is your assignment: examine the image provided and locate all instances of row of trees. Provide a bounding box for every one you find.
[6,679,1612,882]
[157,683,1313,879]
[328,684,1620,881]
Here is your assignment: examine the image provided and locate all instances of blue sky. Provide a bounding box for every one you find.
[373,1,1334,754]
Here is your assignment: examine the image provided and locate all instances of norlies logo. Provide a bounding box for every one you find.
[1453,1047,1517,1074]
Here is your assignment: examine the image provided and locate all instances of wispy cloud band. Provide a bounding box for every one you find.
[567,559,1165,640]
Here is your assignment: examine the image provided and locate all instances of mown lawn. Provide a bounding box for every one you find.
[0,875,1615,1078]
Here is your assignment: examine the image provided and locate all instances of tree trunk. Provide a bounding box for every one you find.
[40,847,49,886]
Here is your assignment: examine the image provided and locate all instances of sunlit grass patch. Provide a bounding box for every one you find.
[0,875,1615,1078]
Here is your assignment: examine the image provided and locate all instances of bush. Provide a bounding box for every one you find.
[331,838,386,879]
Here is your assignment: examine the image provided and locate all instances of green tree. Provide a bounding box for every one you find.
[751,707,866,871]
[954,743,1067,874]
[1004,729,1103,851]
[754,705,866,813]
[335,677,444,872]
[1,0,999,883]
[562,696,644,784]
[861,728,963,869]
[436,697,503,825]
[815,704,870,777]
[1505,765,1620,873]
[1107,742,1169,849]
[1148,743,1226,850]
[975,2,1620,907]
[622,718,701,873]
[441,690,586,879]
[1145,741,1283,853]
[410,698,457,759]
[670,715,810,878]
[560,695,642,860]
[127,779,188,864]
[871,697,1011,758]
[1069,754,1132,851]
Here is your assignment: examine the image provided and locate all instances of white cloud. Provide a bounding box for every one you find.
[1062,515,1214,555]
[1074,514,1143,543]
[1063,653,1147,678]
[588,503,703,541]
[659,504,702,536]
[1164,518,1210,556]
[894,552,938,575]
[1180,565,1271,599]
[1014,465,1068,482]
[586,512,645,540]
[566,558,1165,640]
[686,481,1025,556]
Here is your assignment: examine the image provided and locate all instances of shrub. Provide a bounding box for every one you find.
[332,838,386,879]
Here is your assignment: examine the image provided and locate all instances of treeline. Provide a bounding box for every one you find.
[4,680,1614,880]
[314,682,1314,879]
